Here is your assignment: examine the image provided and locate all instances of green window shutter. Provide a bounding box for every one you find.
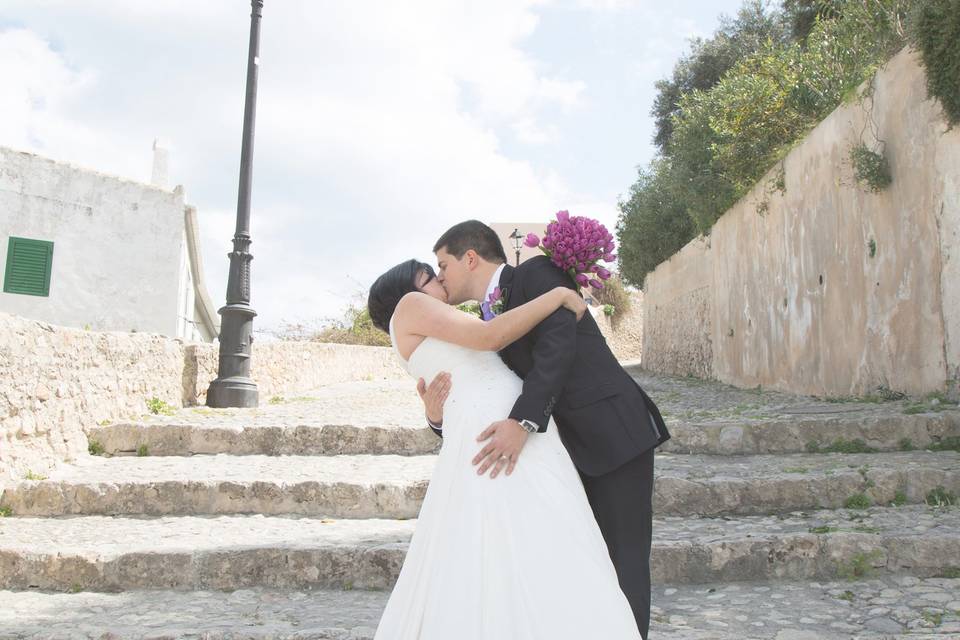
[4,237,54,297]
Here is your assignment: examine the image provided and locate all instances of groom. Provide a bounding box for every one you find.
[418,220,670,638]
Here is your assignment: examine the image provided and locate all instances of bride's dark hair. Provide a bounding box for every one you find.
[368,259,437,333]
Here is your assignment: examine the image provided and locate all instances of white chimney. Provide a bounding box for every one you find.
[151,138,170,188]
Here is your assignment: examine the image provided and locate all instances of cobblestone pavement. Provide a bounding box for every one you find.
[1,576,958,639]
[125,380,428,429]
[1,505,957,561]
[627,368,960,425]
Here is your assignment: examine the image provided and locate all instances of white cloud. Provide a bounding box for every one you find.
[1,1,592,330]
[1,0,741,331]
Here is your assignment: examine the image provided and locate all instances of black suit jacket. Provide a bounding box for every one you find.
[496,256,670,476]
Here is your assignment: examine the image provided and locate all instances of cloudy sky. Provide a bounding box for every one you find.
[1,0,742,333]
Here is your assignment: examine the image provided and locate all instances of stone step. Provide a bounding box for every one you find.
[90,422,440,457]
[0,505,957,592]
[661,412,960,456]
[2,454,435,519]
[3,575,959,639]
[92,413,960,458]
[3,451,959,519]
[89,379,441,457]
[86,377,960,458]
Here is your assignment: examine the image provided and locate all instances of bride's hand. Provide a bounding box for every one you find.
[558,287,587,321]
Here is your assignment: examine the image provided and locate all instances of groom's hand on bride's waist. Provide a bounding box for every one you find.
[473,419,530,479]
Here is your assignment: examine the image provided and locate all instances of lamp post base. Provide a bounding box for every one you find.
[207,376,259,408]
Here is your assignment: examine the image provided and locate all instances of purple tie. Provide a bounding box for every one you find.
[480,301,495,321]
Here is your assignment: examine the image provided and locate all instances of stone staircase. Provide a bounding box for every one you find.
[1,371,960,638]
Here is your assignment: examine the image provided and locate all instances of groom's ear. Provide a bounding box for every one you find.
[464,249,480,271]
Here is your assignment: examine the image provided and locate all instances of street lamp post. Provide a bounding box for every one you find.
[509,228,522,266]
[207,0,264,408]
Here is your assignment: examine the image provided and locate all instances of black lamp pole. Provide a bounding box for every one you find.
[207,0,263,408]
[509,228,522,266]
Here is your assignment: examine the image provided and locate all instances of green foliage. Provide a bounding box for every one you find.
[137,444,149,458]
[619,0,918,283]
[805,438,877,454]
[809,524,839,534]
[457,301,482,316]
[923,610,943,626]
[908,0,960,126]
[892,490,908,506]
[0,506,11,517]
[316,305,392,347]
[88,440,106,456]
[591,276,632,324]
[146,397,175,416]
[24,470,47,481]
[926,486,957,507]
[898,438,914,451]
[616,162,697,287]
[837,589,855,601]
[838,550,883,579]
[651,1,791,152]
[929,437,960,452]
[781,0,843,43]
[850,143,893,191]
[844,493,872,509]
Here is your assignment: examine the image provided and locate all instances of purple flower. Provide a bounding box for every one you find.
[524,233,540,248]
[596,267,611,280]
[589,279,604,290]
[575,273,590,288]
[556,210,570,223]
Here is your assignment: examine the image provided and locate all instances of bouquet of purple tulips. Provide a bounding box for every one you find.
[523,210,616,290]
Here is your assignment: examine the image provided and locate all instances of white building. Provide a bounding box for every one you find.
[0,146,219,341]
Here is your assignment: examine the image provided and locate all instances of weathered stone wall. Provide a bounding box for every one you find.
[596,291,645,364]
[186,341,407,406]
[642,237,714,378]
[641,49,959,397]
[0,312,406,491]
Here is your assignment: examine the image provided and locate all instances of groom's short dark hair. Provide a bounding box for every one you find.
[433,220,507,264]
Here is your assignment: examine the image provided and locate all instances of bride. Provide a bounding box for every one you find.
[366,259,643,640]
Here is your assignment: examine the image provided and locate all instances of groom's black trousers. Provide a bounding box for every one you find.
[579,446,655,640]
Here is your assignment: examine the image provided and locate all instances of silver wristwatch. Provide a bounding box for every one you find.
[518,419,540,433]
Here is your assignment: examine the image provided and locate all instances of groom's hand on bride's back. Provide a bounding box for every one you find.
[473,419,529,479]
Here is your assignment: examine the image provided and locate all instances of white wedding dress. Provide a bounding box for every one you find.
[374,316,643,639]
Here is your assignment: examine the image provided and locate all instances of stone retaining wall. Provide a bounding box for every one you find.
[0,312,405,490]
[641,48,960,397]
[596,290,645,363]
